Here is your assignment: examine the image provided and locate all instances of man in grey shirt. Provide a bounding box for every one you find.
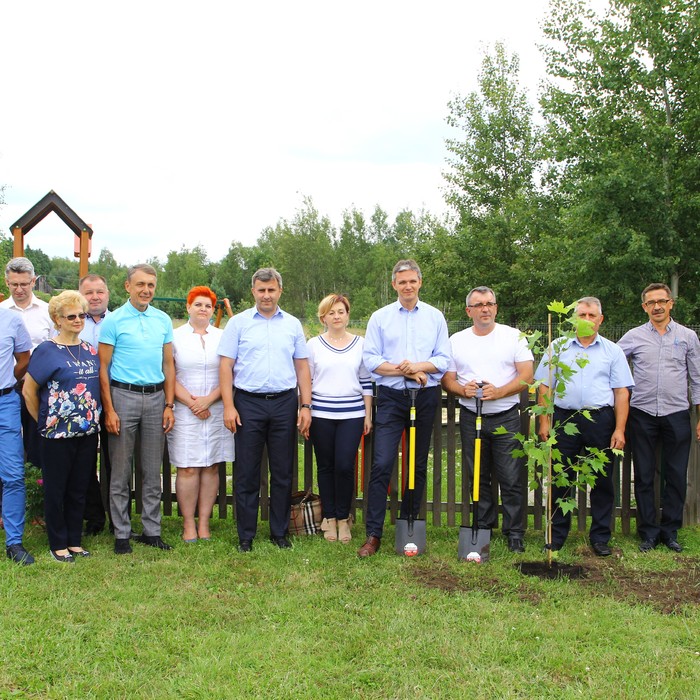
[618,283,700,553]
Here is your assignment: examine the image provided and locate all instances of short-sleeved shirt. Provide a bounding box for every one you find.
[28,340,101,438]
[448,323,533,414]
[0,294,53,349]
[535,334,634,410]
[217,306,308,393]
[0,308,33,389]
[363,299,451,390]
[99,302,173,385]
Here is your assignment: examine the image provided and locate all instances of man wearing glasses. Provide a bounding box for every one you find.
[618,283,700,553]
[442,286,533,553]
[1,257,53,482]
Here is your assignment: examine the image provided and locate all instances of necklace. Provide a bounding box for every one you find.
[325,332,350,346]
[53,338,82,363]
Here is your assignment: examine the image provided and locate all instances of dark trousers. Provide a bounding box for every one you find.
[365,385,439,538]
[629,407,691,543]
[551,406,615,546]
[40,433,98,551]
[459,406,525,537]
[233,390,298,541]
[310,416,364,521]
[82,415,111,532]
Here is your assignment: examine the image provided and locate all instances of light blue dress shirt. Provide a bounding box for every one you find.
[99,302,173,385]
[217,306,308,393]
[79,309,110,348]
[363,299,451,390]
[0,309,32,389]
[535,334,634,410]
[618,320,700,416]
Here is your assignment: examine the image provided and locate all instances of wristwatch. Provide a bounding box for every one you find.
[165,402,175,409]
[301,403,312,410]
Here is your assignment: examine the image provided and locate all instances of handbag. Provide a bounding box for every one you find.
[289,489,322,535]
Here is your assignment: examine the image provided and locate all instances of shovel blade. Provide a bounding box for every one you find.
[395,518,426,556]
[458,525,491,563]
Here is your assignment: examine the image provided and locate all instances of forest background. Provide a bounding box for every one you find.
[1,0,698,329]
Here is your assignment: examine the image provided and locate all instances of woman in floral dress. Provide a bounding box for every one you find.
[23,291,101,563]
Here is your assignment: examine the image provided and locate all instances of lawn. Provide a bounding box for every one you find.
[2,517,699,699]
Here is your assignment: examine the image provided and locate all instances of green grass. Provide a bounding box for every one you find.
[1,519,699,699]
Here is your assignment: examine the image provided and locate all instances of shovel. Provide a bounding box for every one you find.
[459,386,491,562]
[395,385,426,556]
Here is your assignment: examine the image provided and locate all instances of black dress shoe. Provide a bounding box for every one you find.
[238,539,253,553]
[114,538,132,554]
[661,538,683,553]
[508,537,525,553]
[270,536,292,549]
[50,550,75,564]
[591,541,611,557]
[134,535,173,550]
[6,544,35,565]
[638,538,658,553]
[68,548,91,558]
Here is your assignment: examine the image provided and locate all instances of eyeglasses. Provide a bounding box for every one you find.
[62,313,88,321]
[7,282,32,289]
[643,299,672,308]
[468,302,497,309]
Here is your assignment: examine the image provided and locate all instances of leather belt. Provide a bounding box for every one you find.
[0,385,15,396]
[235,388,295,400]
[463,404,519,418]
[554,405,612,414]
[111,380,164,394]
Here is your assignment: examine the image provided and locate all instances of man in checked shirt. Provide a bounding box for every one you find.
[618,283,700,554]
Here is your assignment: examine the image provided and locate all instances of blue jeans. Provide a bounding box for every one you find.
[459,406,525,538]
[0,391,26,546]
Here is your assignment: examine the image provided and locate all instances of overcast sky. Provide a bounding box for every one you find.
[1,0,554,266]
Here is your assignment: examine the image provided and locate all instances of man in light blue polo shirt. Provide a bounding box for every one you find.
[219,267,312,552]
[0,308,35,565]
[536,297,633,556]
[99,264,176,554]
[358,259,451,557]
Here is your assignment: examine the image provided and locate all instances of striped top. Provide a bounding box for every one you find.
[307,335,373,420]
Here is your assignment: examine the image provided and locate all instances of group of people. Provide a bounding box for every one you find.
[0,254,697,566]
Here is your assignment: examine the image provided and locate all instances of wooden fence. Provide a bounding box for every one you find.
[121,391,700,534]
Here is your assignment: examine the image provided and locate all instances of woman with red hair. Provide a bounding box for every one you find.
[168,286,234,542]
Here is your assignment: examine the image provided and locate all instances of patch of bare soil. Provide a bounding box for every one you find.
[575,555,700,615]
[412,555,700,615]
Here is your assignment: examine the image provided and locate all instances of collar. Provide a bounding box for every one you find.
[252,306,283,320]
[647,318,675,335]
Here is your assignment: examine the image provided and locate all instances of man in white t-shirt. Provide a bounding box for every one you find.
[442,286,534,552]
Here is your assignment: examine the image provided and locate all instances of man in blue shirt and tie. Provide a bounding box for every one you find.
[535,297,633,556]
[358,259,451,557]
[219,268,312,552]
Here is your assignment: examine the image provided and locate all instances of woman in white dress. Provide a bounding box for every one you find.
[307,294,373,543]
[169,286,234,542]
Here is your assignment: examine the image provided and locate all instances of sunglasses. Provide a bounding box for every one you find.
[62,313,88,321]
